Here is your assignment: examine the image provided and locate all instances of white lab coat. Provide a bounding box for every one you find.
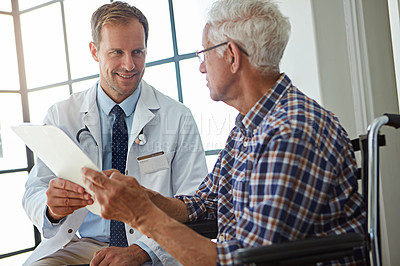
[22,80,208,265]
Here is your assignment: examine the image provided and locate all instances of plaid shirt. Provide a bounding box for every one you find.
[177,74,366,265]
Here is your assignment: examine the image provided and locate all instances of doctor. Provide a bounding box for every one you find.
[22,2,207,266]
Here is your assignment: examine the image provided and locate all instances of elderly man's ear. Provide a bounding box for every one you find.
[227,42,241,73]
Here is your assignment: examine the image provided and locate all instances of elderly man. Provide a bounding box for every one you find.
[82,0,367,265]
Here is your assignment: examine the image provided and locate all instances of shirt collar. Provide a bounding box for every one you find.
[97,81,142,117]
[236,73,292,135]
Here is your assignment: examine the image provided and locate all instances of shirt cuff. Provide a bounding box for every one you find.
[42,206,66,238]
[135,241,160,265]
[175,195,198,221]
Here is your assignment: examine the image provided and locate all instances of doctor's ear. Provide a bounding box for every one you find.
[89,42,99,62]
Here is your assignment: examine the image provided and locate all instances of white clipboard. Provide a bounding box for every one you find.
[12,124,102,215]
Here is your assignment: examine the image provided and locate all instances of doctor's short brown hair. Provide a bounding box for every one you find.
[91,1,149,48]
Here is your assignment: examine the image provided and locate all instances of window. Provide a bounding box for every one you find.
[1,0,321,264]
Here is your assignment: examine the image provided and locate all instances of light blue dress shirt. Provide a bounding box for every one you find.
[44,81,158,264]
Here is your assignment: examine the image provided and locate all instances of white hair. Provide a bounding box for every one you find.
[207,0,291,75]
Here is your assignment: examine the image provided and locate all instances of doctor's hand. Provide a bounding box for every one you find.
[90,244,150,266]
[46,178,93,222]
[82,168,158,232]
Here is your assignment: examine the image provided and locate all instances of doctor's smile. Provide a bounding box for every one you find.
[115,72,136,79]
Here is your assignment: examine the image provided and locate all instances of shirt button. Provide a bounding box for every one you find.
[129,229,134,234]
[68,229,73,234]
[218,234,224,242]
[253,129,257,134]
[243,142,248,147]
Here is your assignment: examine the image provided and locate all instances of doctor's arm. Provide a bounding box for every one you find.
[23,157,90,240]
[22,105,93,235]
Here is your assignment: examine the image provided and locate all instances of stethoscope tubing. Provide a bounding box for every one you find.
[76,126,91,143]
[76,126,146,146]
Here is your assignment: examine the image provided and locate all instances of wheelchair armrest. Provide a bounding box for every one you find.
[184,219,218,239]
[233,233,366,265]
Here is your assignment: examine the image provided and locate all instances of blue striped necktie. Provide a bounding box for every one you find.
[109,105,129,247]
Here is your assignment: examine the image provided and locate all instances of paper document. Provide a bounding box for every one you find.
[12,124,102,215]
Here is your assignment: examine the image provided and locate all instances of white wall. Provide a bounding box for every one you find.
[279,0,321,103]
[312,0,400,264]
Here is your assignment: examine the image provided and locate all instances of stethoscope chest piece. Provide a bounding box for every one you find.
[135,130,147,145]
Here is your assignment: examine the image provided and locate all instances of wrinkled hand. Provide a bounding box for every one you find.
[82,168,155,230]
[46,178,93,221]
[90,244,150,266]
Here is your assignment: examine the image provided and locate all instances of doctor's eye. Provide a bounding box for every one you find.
[112,50,123,55]
[132,49,145,57]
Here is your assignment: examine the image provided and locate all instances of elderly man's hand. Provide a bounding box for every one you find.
[81,168,155,230]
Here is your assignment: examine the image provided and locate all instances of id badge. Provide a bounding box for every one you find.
[137,151,170,174]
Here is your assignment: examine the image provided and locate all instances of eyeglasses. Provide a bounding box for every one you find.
[196,41,249,64]
[196,42,228,63]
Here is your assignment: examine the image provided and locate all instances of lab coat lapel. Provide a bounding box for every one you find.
[128,81,160,149]
[81,82,103,167]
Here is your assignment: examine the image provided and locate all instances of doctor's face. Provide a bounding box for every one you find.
[90,18,146,103]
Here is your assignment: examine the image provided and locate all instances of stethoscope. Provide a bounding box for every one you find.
[76,126,94,144]
[134,129,147,145]
[76,126,147,146]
